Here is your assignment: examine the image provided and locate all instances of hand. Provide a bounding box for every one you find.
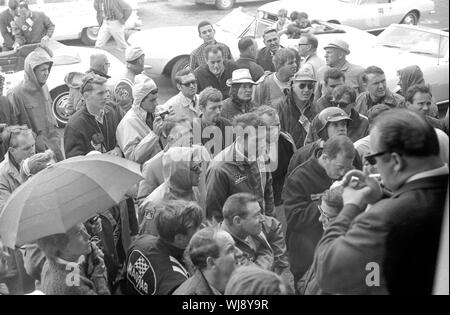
[41,35,50,43]
[22,150,56,176]
[85,216,102,236]
[0,239,9,277]
[12,42,20,50]
[341,170,383,211]
[107,147,122,157]
[86,243,106,278]
[153,115,164,136]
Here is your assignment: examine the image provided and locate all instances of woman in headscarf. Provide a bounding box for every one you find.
[397,65,438,117]
[138,146,210,236]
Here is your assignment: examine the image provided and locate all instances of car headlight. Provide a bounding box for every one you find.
[258,11,266,19]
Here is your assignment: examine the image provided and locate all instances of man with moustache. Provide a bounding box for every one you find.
[194,45,237,99]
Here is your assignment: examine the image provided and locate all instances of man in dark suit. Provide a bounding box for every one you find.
[316,109,448,295]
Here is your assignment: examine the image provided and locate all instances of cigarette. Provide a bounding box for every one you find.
[369,174,381,178]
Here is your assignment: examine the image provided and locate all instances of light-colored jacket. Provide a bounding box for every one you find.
[159,92,200,121]
[299,53,326,81]
[116,106,161,164]
[0,153,24,211]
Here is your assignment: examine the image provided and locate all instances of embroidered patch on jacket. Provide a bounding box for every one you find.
[126,250,157,295]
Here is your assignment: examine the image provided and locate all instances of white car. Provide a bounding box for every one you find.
[0,0,142,46]
[128,8,376,85]
[352,24,449,111]
[189,0,271,11]
[257,0,436,33]
[1,41,125,127]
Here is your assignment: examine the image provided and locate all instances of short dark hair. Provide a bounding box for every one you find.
[204,44,224,61]
[155,200,203,243]
[298,12,309,19]
[232,112,266,129]
[301,34,318,50]
[1,125,32,149]
[332,84,357,103]
[405,84,432,104]
[367,104,392,125]
[186,226,222,271]
[198,87,223,108]
[223,193,259,224]
[263,28,278,39]
[174,69,194,85]
[197,20,213,35]
[322,135,355,160]
[321,188,344,211]
[324,67,345,85]
[225,266,288,295]
[373,109,440,157]
[289,11,299,21]
[238,36,256,53]
[160,116,191,138]
[362,66,385,83]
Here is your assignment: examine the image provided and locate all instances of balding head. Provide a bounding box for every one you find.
[90,54,110,76]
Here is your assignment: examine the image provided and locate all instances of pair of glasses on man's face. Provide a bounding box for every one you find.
[364,151,391,165]
[296,83,315,90]
[331,101,352,108]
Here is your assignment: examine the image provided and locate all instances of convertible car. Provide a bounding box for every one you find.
[257,0,436,33]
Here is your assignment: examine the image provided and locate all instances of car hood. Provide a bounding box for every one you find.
[129,26,203,59]
[258,0,350,20]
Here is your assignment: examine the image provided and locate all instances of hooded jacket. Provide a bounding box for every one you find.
[116,76,161,164]
[8,48,62,159]
[138,147,208,235]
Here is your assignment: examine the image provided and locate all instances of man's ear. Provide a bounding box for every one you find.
[232,216,241,226]
[206,256,216,269]
[391,152,405,173]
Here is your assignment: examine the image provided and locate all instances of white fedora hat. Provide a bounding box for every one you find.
[226,69,257,87]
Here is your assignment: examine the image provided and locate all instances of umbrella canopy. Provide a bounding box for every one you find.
[0,155,142,249]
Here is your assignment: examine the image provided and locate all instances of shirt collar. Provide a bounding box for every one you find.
[406,164,449,183]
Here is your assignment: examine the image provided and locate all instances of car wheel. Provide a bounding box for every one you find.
[401,11,419,25]
[171,56,190,88]
[51,86,73,128]
[215,0,235,10]
[81,27,99,46]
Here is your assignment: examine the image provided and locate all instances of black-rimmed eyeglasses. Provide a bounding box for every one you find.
[365,151,390,165]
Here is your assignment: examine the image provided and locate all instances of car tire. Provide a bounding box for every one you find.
[171,56,190,88]
[50,86,72,128]
[401,11,419,25]
[81,27,99,46]
[215,0,235,10]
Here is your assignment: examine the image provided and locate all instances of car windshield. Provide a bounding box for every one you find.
[377,25,449,58]
[215,9,256,38]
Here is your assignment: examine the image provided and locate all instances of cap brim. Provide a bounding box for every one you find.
[327,116,352,122]
[294,77,317,82]
[226,79,257,87]
[324,45,350,55]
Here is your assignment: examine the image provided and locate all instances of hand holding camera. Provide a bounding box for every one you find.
[340,170,383,211]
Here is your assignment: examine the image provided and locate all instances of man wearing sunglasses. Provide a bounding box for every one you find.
[278,67,316,149]
[160,69,200,121]
[315,109,448,295]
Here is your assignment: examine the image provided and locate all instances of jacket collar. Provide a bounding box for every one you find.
[392,173,449,198]
[88,69,111,79]
[3,152,21,182]
[367,89,397,107]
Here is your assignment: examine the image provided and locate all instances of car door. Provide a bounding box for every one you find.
[356,0,394,30]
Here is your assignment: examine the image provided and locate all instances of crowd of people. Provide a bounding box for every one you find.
[0,0,449,295]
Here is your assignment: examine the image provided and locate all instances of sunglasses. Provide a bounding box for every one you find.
[364,151,390,165]
[297,83,315,90]
[149,88,158,95]
[181,80,197,87]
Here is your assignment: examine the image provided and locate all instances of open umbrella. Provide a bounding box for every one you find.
[0,154,142,249]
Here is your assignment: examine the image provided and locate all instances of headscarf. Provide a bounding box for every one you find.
[398,65,425,96]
